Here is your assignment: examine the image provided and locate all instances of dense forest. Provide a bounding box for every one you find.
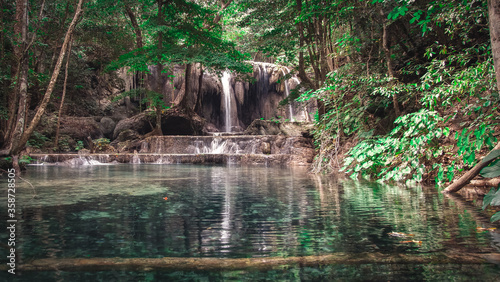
[1,0,500,204]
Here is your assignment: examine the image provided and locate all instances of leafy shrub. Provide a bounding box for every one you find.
[75,140,85,151]
[26,131,50,149]
[92,138,111,152]
[19,155,33,165]
[341,109,449,184]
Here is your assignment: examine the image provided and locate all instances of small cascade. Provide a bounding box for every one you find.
[221,71,233,132]
[195,134,241,154]
[131,151,141,164]
[32,154,49,165]
[29,132,315,166]
[281,69,294,121]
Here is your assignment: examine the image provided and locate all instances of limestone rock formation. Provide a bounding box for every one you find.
[244,119,314,137]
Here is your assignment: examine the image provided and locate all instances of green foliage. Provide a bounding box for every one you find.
[19,155,33,165]
[342,109,449,184]
[418,53,495,110]
[482,187,500,222]
[479,150,500,222]
[27,131,50,149]
[114,88,167,110]
[75,140,85,151]
[107,0,250,75]
[456,125,497,166]
[58,136,72,152]
[93,138,111,152]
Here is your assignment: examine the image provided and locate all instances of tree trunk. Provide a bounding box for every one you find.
[1,0,29,157]
[442,142,500,193]
[124,5,143,50]
[9,252,500,272]
[149,0,163,136]
[8,0,84,160]
[194,63,204,113]
[381,9,401,117]
[489,0,500,91]
[53,37,73,149]
[295,0,314,89]
[125,4,145,93]
[178,63,194,112]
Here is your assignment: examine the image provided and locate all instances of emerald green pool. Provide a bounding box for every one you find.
[1,164,499,281]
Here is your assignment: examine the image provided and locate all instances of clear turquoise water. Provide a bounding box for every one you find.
[1,164,500,281]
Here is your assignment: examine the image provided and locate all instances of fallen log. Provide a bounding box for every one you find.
[6,252,500,272]
[442,142,500,193]
[470,178,500,187]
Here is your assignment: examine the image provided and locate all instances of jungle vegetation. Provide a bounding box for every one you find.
[1,0,500,217]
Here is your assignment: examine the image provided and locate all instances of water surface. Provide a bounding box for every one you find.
[1,164,499,281]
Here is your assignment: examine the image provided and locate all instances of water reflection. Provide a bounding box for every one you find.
[0,164,499,280]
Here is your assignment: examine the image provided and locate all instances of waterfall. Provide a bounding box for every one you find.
[131,151,141,164]
[221,71,232,132]
[283,67,309,122]
[281,69,294,121]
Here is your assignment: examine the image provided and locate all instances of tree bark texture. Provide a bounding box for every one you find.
[2,0,28,156]
[179,63,194,111]
[8,252,500,272]
[8,0,84,157]
[490,0,500,92]
[124,5,143,50]
[194,64,204,113]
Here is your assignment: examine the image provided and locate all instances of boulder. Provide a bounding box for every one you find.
[160,107,205,136]
[113,112,153,139]
[244,119,314,137]
[110,129,142,153]
[99,117,116,139]
[59,117,103,141]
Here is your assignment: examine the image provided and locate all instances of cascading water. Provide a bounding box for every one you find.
[221,71,232,132]
[281,69,294,121]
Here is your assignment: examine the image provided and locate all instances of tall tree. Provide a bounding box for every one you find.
[1,0,85,172]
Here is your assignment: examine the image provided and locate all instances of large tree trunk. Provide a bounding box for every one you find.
[178,63,194,112]
[1,0,28,165]
[490,0,500,91]
[6,0,84,162]
[9,252,500,272]
[194,63,204,113]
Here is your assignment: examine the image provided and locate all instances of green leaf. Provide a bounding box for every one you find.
[482,149,500,163]
[464,151,475,164]
[491,212,500,222]
[484,187,500,210]
[480,159,500,178]
[482,188,496,210]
